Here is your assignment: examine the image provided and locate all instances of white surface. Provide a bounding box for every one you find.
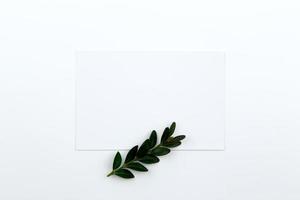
[1,0,300,200]
[76,51,225,150]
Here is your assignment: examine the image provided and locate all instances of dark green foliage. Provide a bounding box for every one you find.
[125,145,138,163]
[126,162,148,172]
[137,139,151,158]
[169,122,176,136]
[139,154,160,164]
[107,122,186,179]
[173,135,186,141]
[149,130,157,148]
[113,152,122,170]
[161,127,171,143]
[164,140,182,148]
[151,147,170,156]
[114,169,134,179]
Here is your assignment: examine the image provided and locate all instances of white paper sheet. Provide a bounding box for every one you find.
[76,51,225,150]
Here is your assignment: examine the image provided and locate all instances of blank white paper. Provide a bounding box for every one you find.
[76,51,225,150]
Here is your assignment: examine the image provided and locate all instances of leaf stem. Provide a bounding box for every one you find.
[107,170,115,177]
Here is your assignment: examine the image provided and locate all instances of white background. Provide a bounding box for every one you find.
[0,0,300,199]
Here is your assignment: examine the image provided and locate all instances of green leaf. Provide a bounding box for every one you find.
[114,169,134,179]
[173,135,185,141]
[113,152,122,170]
[152,147,170,156]
[169,122,176,136]
[149,130,157,148]
[126,162,148,172]
[125,145,138,163]
[161,127,170,143]
[164,140,181,148]
[137,139,151,158]
[166,136,174,142]
[139,154,160,164]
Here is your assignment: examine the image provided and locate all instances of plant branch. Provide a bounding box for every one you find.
[107,122,186,179]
